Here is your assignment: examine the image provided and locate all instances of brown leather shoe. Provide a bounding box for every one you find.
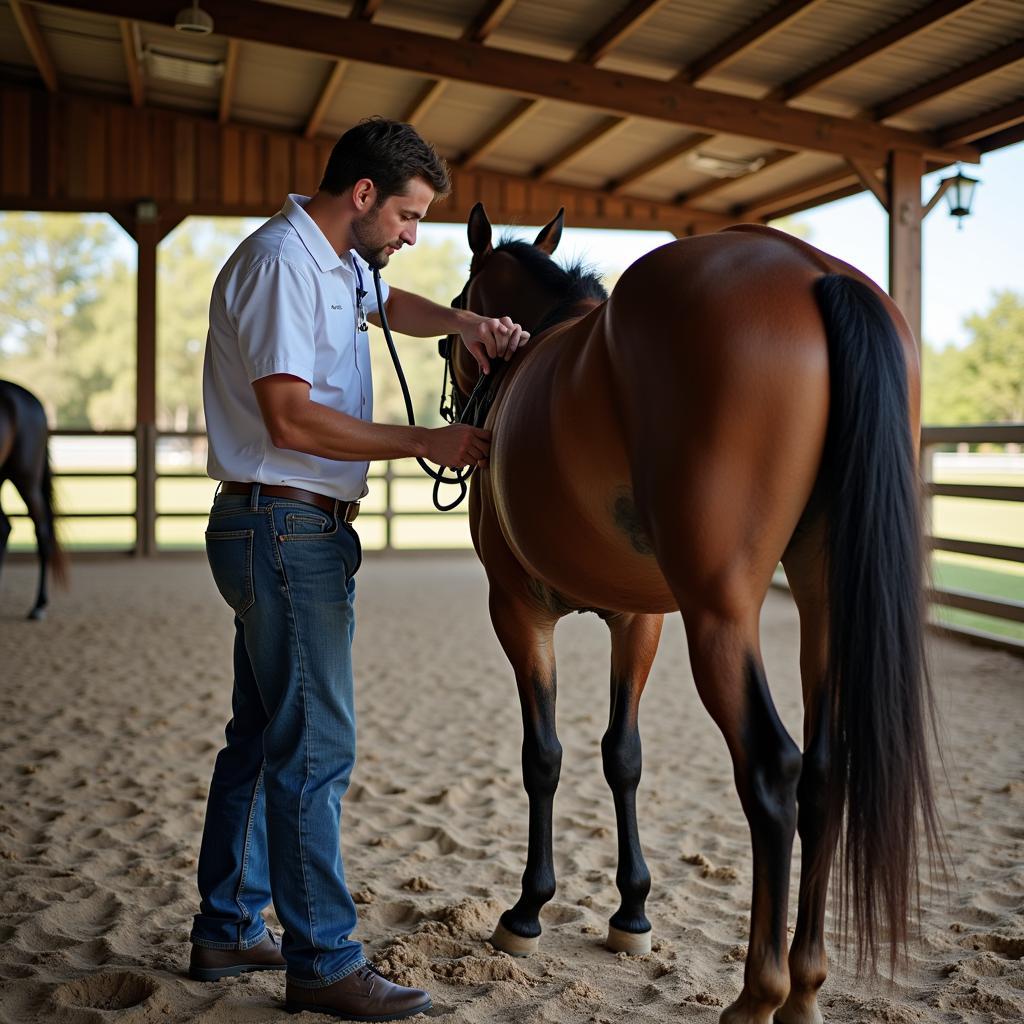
[285,963,431,1020]
[189,930,286,981]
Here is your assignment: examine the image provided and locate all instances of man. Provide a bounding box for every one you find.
[189,117,528,1020]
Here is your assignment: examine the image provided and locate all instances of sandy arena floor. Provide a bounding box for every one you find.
[0,555,1022,1024]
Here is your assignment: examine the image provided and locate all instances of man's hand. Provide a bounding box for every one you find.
[423,424,492,468]
[459,312,530,375]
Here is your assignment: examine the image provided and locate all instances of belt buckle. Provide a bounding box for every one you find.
[344,501,360,524]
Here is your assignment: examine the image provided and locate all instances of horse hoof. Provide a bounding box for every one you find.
[27,608,47,621]
[489,922,540,957]
[606,925,652,955]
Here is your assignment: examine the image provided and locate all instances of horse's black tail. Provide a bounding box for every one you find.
[43,453,69,587]
[813,273,943,973]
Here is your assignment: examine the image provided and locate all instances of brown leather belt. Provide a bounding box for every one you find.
[220,482,360,523]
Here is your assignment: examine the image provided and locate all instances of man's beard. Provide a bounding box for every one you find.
[352,207,397,270]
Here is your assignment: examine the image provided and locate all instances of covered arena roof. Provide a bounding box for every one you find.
[1,0,1022,223]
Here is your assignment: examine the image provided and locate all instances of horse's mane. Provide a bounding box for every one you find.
[494,237,608,335]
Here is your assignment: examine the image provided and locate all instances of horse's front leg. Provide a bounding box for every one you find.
[487,589,561,956]
[602,611,663,954]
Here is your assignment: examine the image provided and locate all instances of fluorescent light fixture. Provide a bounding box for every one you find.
[144,46,224,87]
[688,152,767,178]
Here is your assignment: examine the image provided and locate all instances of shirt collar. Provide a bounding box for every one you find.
[281,194,348,274]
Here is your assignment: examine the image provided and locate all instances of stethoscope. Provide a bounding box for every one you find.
[352,256,486,512]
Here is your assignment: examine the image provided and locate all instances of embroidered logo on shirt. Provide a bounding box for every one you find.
[331,304,343,310]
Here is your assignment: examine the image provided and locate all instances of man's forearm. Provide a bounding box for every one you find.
[374,286,466,338]
[273,397,429,462]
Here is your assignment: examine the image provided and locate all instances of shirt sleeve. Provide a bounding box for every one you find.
[230,257,317,385]
[353,253,390,314]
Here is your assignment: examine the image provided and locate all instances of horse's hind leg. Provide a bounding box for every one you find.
[602,611,663,954]
[487,588,562,956]
[21,482,52,620]
[0,503,10,589]
[682,606,801,1024]
[776,527,833,1024]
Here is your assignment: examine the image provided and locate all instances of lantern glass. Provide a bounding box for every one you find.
[945,172,978,219]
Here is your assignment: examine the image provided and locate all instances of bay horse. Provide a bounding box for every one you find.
[0,380,67,619]
[444,205,941,1024]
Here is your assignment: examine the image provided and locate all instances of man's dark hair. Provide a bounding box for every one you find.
[320,117,450,201]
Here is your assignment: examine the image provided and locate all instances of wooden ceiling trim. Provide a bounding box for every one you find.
[0,81,739,232]
[873,38,1024,121]
[759,181,864,221]
[32,1,982,163]
[406,0,520,128]
[766,0,983,103]
[939,97,1024,145]
[305,60,348,139]
[219,38,239,124]
[847,157,888,211]
[682,0,825,83]
[10,0,58,93]
[119,19,143,107]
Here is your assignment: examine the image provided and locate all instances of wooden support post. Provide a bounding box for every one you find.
[135,213,159,557]
[887,149,923,345]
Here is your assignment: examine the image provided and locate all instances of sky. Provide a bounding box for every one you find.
[412,142,1023,352]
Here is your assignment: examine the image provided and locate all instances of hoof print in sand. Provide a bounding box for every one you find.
[52,971,157,1014]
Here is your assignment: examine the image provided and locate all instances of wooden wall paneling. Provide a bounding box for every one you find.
[173,118,196,203]
[293,138,317,195]
[242,130,264,206]
[196,119,220,202]
[150,111,174,201]
[29,91,50,198]
[106,104,131,200]
[84,101,107,201]
[266,134,291,202]
[1,90,31,195]
[220,123,241,204]
[65,97,90,199]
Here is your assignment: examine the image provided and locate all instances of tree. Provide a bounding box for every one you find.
[0,212,132,427]
[922,290,1024,426]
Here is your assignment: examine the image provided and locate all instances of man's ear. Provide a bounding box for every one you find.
[351,178,376,211]
[533,208,564,255]
[468,202,492,257]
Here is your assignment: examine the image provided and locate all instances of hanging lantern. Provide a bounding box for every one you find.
[943,169,979,226]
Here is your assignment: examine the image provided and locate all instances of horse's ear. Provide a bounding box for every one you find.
[467,202,492,257]
[533,208,564,255]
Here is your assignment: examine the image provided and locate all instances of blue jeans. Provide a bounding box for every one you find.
[190,488,366,987]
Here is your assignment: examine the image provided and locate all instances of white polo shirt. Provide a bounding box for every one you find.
[203,194,389,501]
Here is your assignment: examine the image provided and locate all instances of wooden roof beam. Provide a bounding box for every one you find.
[218,37,239,123]
[681,0,824,83]
[580,0,820,192]
[119,19,143,107]
[536,117,633,181]
[939,97,1024,145]
[767,0,983,102]
[350,0,383,19]
[10,0,58,93]
[460,0,667,170]
[35,0,980,164]
[305,59,348,139]
[873,37,1024,121]
[575,0,672,64]
[405,0,519,126]
[735,167,857,219]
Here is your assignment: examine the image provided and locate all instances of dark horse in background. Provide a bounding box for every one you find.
[443,205,941,1024]
[0,380,67,619]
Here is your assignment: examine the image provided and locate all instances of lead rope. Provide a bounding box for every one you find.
[372,268,486,512]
